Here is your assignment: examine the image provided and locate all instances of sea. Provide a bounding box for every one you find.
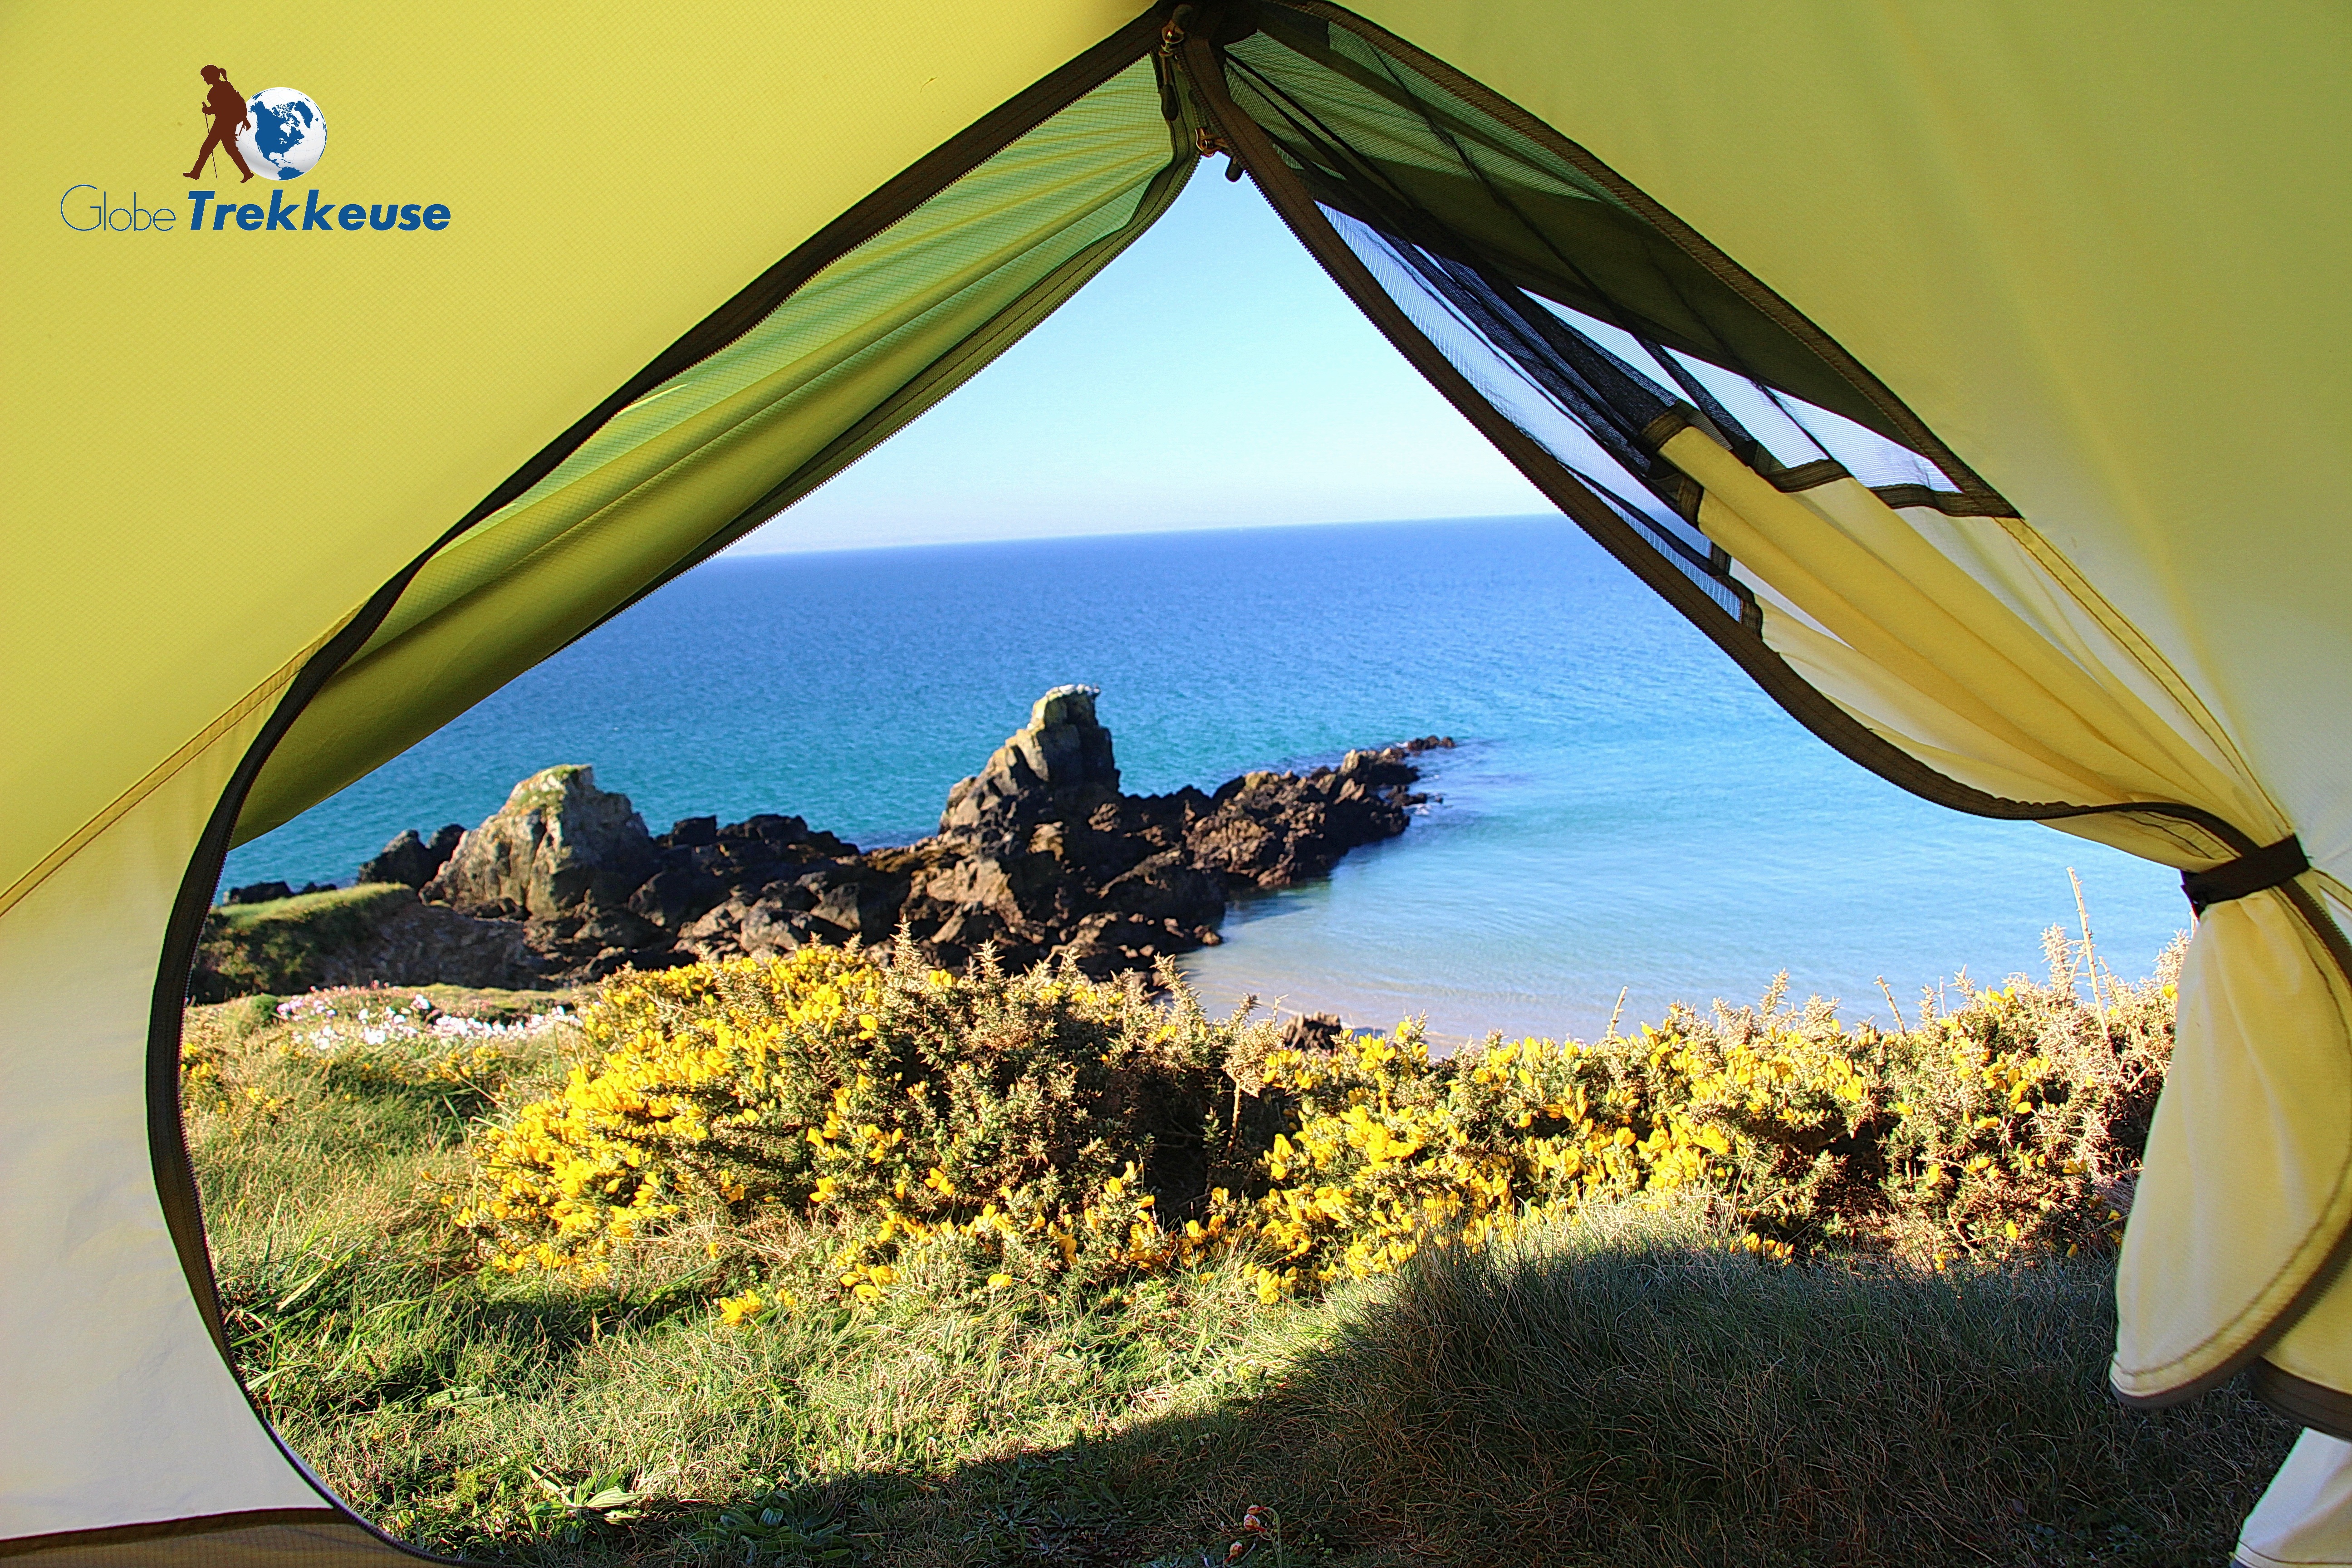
[223,515,2190,1044]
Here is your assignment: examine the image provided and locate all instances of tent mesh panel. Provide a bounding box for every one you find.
[1209,5,1992,642]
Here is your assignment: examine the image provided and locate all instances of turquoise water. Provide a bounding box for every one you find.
[225,516,2187,1040]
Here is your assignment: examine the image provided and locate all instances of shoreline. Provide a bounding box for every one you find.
[200,686,1455,999]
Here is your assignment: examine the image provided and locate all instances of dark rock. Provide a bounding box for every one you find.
[1188,744,1421,889]
[1099,851,1225,927]
[627,867,717,929]
[574,907,665,952]
[676,897,751,958]
[757,878,820,912]
[939,685,1121,843]
[666,815,719,847]
[423,764,657,920]
[224,880,339,905]
[811,874,909,943]
[1279,1012,1348,1052]
[355,824,464,888]
[737,898,809,955]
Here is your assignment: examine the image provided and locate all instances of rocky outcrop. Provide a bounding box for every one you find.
[1188,747,1432,889]
[356,823,465,888]
[423,766,657,921]
[224,879,338,906]
[938,685,1122,843]
[669,694,1449,979]
[198,692,1453,997]
[612,810,877,978]
[479,697,1446,982]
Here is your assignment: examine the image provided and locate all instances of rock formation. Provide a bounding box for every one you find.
[423,765,657,921]
[937,684,1122,842]
[191,884,537,1002]
[610,691,1446,980]
[356,823,465,888]
[223,879,338,906]
[198,691,1454,996]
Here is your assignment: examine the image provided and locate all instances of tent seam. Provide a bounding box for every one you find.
[0,1509,347,1558]
[0,621,346,924]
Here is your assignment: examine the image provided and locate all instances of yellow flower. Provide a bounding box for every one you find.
[987,1273,1013,1289]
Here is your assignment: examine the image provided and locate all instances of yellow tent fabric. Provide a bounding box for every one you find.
[1347,0,2352,894]
[0,0,1143,916]
[1653,432,2352,1405]
[5,1,2348,1559]
[235,58,1191,844]
[1,3,1166,1550]
[2243,1434,2352,1567]
[1329,0,2352,1421]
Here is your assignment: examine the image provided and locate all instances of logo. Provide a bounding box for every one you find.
[57,64,446,235]
[185,65,326,182]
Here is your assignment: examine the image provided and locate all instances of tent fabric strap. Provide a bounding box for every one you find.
[2185,835,2312,916]
[2256,1362,2352,1446]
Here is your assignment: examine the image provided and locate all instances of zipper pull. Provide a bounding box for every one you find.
[1155,5,1194,120]
[1159,4,1194,57]
[1192,126,1245,180]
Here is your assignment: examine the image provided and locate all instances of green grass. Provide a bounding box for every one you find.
[186,989,2293,1567]
[191,883,423,1002]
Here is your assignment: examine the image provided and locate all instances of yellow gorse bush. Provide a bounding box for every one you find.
[453,944,1258,1293]
[1197,940,2174,1297]
[452,931,2179,1309]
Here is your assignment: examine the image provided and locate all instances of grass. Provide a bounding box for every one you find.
[191,883,423,1002]
[184,978,2293,1567]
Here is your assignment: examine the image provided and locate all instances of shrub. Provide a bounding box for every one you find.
[1215,932,2177,1297]
[451,943,1280,1293]
[452,930,2180,1309]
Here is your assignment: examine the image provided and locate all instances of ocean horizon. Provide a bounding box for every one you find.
[224,514,2188,1041]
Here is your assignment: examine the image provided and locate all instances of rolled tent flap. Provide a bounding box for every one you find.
[1659,431,2352,1405]
[1166,0,2352,1431]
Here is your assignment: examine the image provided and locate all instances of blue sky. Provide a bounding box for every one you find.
[730,167,1549,554]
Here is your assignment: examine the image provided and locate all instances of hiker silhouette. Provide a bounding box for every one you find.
[185,65,255,182]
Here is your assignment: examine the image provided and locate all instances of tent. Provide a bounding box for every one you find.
[5,2,2347,1560]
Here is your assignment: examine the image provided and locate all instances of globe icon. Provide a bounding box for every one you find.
[234,88,327,180]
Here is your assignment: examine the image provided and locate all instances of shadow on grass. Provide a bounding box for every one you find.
[220,1246,723,1426]
[437,1234,2294,1568]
